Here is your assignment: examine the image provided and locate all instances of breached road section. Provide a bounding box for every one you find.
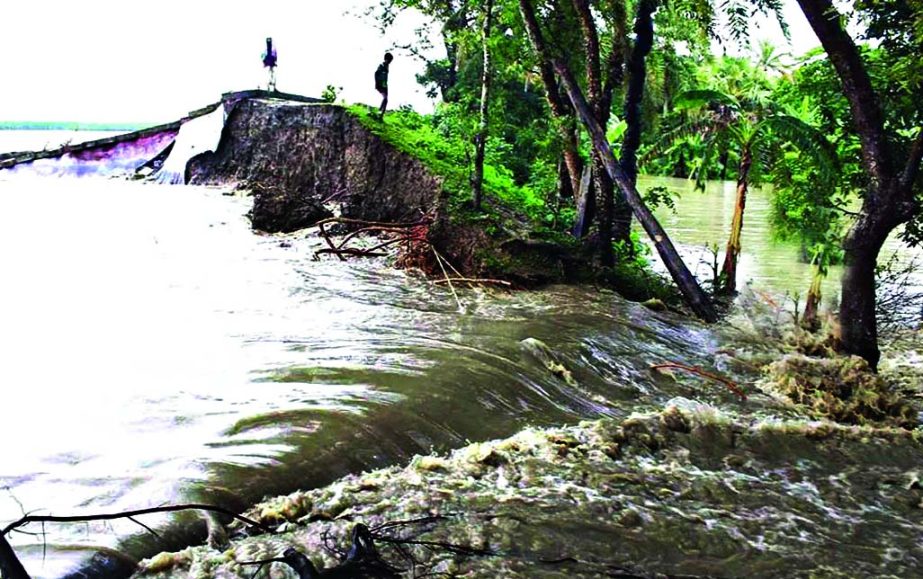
[0,123,180,178]
[0,91,322,182]
[1,92,445,236]
[0,91,582,285]
[151,106,226,185]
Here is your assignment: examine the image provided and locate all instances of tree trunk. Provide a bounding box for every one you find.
[794,0,923,368]
[562,129,583,203]
[802,264,823,331]
[720,146,752,295]
[573,164,595,238]
[571,0,619,258]
[555,59,718,323]
[839,213,893,369]
[518,0,583,201]
[593,158,615,266]
[616,0,657,245]
[1,534,30,579]
[472,0,494,210]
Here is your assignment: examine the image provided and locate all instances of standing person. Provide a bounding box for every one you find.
[374,52,393,119]
[262,37,278,91]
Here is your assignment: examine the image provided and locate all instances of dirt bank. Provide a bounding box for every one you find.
[184,99,593,287]
[187,100,445,233]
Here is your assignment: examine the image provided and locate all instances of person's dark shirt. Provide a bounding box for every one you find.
[375,62,390,91]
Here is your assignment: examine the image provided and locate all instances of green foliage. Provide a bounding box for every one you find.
[321,85,342,104]
[365,0,921,303]
[605,231,676,303]
[673,89,739,111]
[769,38,921,265]
[642,185,678,213]
[346,104,545,221]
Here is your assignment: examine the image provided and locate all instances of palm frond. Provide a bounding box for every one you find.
[761,114,838,181]
[674,89,739,111]
[639,119,720,166]
[720,0,751,45]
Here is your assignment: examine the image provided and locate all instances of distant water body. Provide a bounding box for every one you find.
[0,129,127,154]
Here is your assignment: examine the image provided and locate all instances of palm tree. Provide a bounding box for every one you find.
[663,89,835,294]
[754,39,793,78]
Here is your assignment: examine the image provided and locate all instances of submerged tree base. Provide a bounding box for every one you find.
[132,403,923,578]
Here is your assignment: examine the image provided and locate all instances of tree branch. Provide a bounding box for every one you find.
[795,0,890,187]
[650,362,747,400]
[900,127,923,192]
[2,504,273,537]
[518,0,571,119]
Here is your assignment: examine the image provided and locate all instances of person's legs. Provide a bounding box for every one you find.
[377,89,388,118]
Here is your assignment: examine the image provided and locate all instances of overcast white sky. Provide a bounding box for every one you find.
[1,0,820,124]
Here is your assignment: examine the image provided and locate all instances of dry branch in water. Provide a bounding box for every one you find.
[433,278,512,287]
[1,504,271,537]
[650,362,747,401]
[0,504,273,579]
[314,217,432,261]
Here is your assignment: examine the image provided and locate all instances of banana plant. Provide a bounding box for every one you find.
[652,88,836,295]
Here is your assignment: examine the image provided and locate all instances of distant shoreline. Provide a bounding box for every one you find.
[0,121,151,131]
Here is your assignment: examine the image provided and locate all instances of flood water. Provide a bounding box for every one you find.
[639,175,922,306]
[1,176,731,577]
[0,136,920,577]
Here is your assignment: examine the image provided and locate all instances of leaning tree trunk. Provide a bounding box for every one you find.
[471,0,494,210]
[573,164,595,238]
[518,0,583,204]
[555,59,717,322]
[720,146,752,295]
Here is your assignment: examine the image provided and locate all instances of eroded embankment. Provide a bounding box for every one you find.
[187,101,445,233]
[185,100,591,287]
[132,402,923,578]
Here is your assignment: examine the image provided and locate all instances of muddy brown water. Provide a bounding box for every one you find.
[0,172,919,577]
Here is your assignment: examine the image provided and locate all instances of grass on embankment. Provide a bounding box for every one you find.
[346,105,547,225]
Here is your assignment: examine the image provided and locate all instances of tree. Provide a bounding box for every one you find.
[471,0,495,210]
[795,0,923,369]
[519,0,657,266]
[554,59,718,322]
[373,0,473,102]
[660,88,835,294]
[517,0,591,234]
